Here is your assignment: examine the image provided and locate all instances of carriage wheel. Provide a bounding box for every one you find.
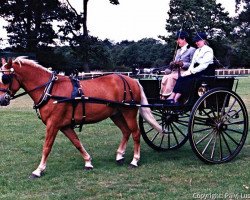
[139,109,189,151]
[189,88,248,164]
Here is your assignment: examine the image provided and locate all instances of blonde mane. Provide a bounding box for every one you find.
[13,56,49,72]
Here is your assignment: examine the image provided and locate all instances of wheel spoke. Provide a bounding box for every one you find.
[226,120,245,125]
[193,127,213,134]
[201,109,215,121]
[194,117,207,123]
[145,127,155,134]
[219,133,223,160]
[171,122,187,137]
[220,93,229,118]
[167,126,171,148]
[215,93,220,116]
[221,98,237,121]
[170,123,180,145]
[176,121,189,127]
[202,133,215,155]
[220,131,233,155]
[152,111,164,117]
[151,132,160,142]
[159,134,165,148]
[196,129,215,145]
[226,128,243,135]
[222,130,240,146]
[193,116,214,126]
[211,132,217,159]
[222,108,242,123]
[193,121,211,126]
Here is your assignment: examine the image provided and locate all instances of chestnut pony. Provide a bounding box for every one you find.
[0,57,162,178]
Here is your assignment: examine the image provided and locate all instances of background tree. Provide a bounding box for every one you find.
[0,0,67,52]
[231,0,250,67]
[0,0,73,68]
[57,0,119,72]
[1,0,248,70]
[162,0,234,67]
[111,38,170,69]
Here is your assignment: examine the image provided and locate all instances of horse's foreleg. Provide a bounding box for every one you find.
[110,113,131,164]
[31,125,59,178]
[61,127,93,170]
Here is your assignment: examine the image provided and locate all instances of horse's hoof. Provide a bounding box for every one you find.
[29,173,41,180]
[128,163,138,169]
[116,158,125,166]
[29,171,45,179]
[84,166,93,171]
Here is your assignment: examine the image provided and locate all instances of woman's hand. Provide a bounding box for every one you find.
[182,70,192,76]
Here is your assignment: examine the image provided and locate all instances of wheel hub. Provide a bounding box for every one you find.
[162,114,178,125]
[215,121,227,132]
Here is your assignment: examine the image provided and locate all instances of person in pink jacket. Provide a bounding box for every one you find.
[160,31,196,99]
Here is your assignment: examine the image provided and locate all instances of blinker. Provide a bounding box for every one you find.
[2,74,12,84]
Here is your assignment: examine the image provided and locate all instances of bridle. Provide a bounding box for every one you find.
[0,66,58,108]
[0,67,15,106]
[0,67,15,91]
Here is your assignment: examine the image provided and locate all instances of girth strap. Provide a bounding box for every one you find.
[69,76,85,131]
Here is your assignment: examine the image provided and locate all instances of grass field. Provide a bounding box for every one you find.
[0,77,249,200]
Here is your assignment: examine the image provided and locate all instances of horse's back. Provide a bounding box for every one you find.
[81,74,141,103]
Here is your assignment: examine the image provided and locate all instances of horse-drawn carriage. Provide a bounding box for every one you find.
[139,75,248,164]
[0,57,248,178]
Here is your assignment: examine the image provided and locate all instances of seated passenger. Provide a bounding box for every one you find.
[167,32,215,104]
[160,31,196,99]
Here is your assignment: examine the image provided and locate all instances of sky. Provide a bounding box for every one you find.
[0,0,237,46]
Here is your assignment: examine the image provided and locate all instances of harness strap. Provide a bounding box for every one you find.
[33,71,58,109]
[0,88,10,93]
[11,72,57,101]
[117,74,135,103]
[69,76,86,132]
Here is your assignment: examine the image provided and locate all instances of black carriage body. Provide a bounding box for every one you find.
[139,76,248,164]
[139,76,235,109]
[139,79,161,104]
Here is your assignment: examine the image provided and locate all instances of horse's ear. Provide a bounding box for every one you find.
[1,58,6,65]
[6,58,13,68]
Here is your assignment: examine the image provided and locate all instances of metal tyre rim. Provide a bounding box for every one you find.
[189,88,248,164]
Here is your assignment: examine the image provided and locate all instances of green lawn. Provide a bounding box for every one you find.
[0,77,249,200]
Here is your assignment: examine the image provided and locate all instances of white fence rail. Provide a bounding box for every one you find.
[76,69,250,79]
[216,69,250,76]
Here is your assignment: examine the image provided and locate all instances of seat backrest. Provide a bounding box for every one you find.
[139,79,160,99]
[184,76,234,107]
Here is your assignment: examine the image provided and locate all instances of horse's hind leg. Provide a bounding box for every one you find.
[60,127,93,170]
[121,109,141,167]
[110,112,131,164]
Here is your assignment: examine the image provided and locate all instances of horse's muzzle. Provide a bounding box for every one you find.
[0,93,11,106]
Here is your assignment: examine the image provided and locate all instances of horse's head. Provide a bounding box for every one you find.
[0,58,20,106]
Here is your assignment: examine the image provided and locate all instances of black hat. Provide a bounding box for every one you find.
[175,31,189,40]
[193,32,207,42]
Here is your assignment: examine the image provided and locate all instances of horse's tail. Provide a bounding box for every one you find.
[138,82,163,133]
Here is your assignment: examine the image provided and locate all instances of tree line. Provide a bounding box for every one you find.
[0,0,249,73]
